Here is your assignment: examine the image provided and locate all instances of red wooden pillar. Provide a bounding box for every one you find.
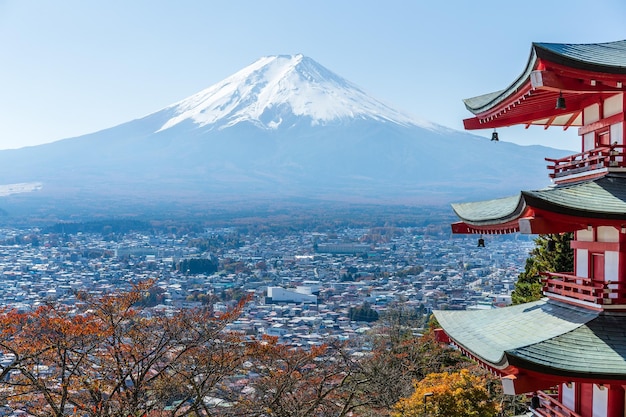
[622,93,626,147]
[619,232,626,297]
[579,383,593,416]
[607,384,625,417]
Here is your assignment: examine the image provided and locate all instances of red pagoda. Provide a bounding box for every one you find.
[433,40,626,417]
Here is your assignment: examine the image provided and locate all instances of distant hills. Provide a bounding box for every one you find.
[0,54,569,218]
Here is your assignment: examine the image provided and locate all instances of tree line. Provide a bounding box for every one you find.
[0,282,511,417]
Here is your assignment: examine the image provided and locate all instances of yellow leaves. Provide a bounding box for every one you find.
[392,369,498,417]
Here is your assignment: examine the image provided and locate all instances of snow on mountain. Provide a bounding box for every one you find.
[157,54,437,132]
[0,53,572,217]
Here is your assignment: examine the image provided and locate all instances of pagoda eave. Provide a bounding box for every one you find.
[452,213,586,235]
[506,354,626,385]
[452,208,624,236]
[462,41,626,131]
[452,175,626,235]
[462,84,587,130]
[451,220,520,235]
[463,108,583,130]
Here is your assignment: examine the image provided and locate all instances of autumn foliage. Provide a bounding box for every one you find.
[0,282,247,417]
[0,284,501,416]
[230,336,368,417]
[391,369,498,417]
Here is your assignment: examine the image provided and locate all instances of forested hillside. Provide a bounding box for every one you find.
[0,283,527,416]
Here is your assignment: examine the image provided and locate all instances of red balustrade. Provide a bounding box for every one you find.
[541,272,626,306]
[530,391,582,417]
[545,145,624,179]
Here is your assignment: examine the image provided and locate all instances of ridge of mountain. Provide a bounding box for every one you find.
[155,54,436,133]
[0,54,571,218]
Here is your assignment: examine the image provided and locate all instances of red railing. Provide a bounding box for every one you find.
[530,391,582,417]
[545,145,624,179]
[541,272,626,306]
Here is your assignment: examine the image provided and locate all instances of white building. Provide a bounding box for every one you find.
[266,286,317,304]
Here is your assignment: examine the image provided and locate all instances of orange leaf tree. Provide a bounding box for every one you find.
[0,282,247,417]
[233,336,369,417]
[0,303,103,416]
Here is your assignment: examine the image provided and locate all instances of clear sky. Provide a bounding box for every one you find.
[1,0,625,151]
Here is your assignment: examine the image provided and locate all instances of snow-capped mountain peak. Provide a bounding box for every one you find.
[157,54,434,132]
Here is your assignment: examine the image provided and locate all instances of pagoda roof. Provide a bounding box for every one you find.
[510,312,626,378]
[463,40,626,130]
[524,174,626,219]
[533,40,626,72]
[452,194,526,226]
[434,300,626,380]
[451,174,626,234]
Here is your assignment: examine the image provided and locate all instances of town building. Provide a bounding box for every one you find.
[434,40,626,417]
[265,286,317,304]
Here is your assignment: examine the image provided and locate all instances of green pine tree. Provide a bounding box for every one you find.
[512,233,574,304]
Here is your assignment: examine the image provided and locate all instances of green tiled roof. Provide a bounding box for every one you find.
[434,300,598,368]
[535,40,626,73]
[509,313,626,378]
[523,174,626,220]
[451,194,524,225]
[452,175,626,226]
[464,40,626,113]
[462,90,506,112]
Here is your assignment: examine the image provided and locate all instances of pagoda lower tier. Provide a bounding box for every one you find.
[434,300,626,416]
[434,300,626,384]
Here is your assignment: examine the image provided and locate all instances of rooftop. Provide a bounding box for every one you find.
[435,299,626,380]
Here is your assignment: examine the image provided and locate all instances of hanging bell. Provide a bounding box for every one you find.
[555,92,566,110]
[491,130,499,141]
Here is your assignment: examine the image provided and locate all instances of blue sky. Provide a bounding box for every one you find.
[1,1,625,151]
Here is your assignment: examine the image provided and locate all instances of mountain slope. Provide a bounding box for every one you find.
[0,54,570,216]
[157,54,430,132]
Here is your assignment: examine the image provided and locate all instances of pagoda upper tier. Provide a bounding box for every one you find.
[463,40,626,130]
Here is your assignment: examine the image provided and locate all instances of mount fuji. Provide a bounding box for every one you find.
[0,54,568,216]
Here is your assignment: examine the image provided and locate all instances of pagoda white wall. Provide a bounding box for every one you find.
[611,122,623,141]
[593,384,608,417]
[598,227,619,242]
[585,103,601,124]
[576,230,593,278]
[578,229,594,241]
[606,251,619,280]
[562,382,576,411]
[604,93,623,118]
[609,121,623,167]
[581,98,623,151]
[577,249,589,278]
[584,133,595,151]
[582,103,596,150]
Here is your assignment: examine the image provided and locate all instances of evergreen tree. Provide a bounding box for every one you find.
[349,302,379,322]
[512,233,573,304]
[176,257,219,274]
